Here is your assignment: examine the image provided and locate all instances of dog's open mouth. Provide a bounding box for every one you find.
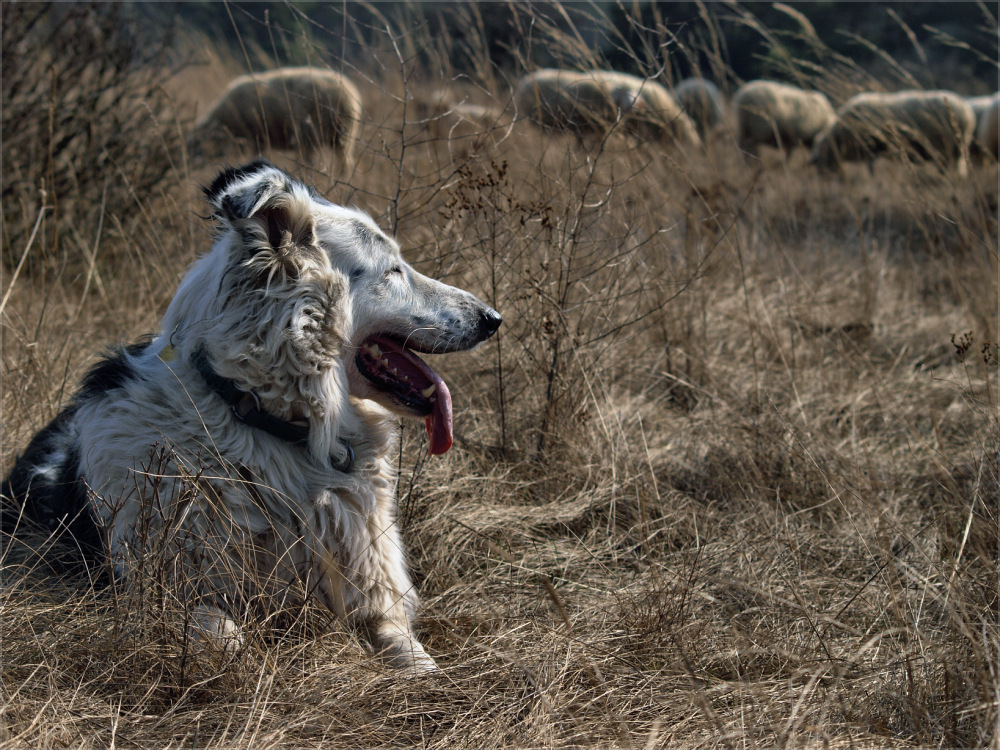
[356,335,453,455]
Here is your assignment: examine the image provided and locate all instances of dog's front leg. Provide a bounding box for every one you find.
[313,509,435,672]
[357,511,437,673]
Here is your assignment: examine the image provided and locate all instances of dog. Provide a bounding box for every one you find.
[1,159,501,671]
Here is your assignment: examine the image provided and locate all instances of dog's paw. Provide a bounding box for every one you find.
[375,632,438,673]
[191,604,245,654]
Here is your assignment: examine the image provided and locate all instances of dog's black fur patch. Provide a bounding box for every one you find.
[206,158,293,222]
[0,340,151,574]
[2,407,77,514]
[204,158,275,206]
[1,407,105,575]
[77,339,151,401]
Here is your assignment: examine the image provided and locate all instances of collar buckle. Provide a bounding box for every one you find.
[231,390,262,423]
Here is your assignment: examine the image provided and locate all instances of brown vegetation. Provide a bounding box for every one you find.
[2,4,997,748]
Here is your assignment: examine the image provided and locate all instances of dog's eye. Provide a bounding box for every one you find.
[386,266,402,276]
[350,268,364,280]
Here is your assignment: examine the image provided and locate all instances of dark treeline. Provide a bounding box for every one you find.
[155,2,996,94]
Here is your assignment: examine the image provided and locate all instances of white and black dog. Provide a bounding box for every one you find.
[2,160,500,671]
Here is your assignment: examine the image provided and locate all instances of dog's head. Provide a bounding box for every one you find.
[177,160,500,455]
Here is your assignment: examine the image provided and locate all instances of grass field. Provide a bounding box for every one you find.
[1,5,997,748]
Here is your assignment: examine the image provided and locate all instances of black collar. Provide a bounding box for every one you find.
[191,346,353,473]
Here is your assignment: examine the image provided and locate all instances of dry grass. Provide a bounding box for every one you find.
[2,4,998,748]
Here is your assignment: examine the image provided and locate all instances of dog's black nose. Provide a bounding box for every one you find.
[478,307,502,337]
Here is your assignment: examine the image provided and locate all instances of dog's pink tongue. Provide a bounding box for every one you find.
[366,336,455,455]
[426,376,453,455]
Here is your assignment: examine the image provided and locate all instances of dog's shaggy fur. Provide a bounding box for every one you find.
[1,160,501,671]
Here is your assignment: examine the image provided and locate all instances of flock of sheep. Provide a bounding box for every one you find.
[731,81,989,176]
[192,66,1000,176]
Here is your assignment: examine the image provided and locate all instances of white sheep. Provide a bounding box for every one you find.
[514,69,702,150]
[674,78,725,138]
[810,90,976,176]
[967,93,999,159]
[412,89,507,142]
[732,79,835,155]
[192,67,363,167]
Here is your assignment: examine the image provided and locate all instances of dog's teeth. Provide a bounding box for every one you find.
[366,343,381,357]
[421,385,436,398]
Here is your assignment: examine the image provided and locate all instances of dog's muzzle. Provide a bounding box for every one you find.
[354,303,501,456]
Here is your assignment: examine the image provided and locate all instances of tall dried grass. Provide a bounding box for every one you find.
[2,3,997,748]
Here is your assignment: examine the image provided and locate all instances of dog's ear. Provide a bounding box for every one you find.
[207,161,320,274]
[254,202,315,254]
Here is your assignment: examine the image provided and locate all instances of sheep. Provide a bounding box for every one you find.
[674,78,725,138]
[732,79,835,155]
[412,89,507,142]
[809,90,976,176]
[968,93,999,159]
[514,69,702,150]
[192,67,363,167]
